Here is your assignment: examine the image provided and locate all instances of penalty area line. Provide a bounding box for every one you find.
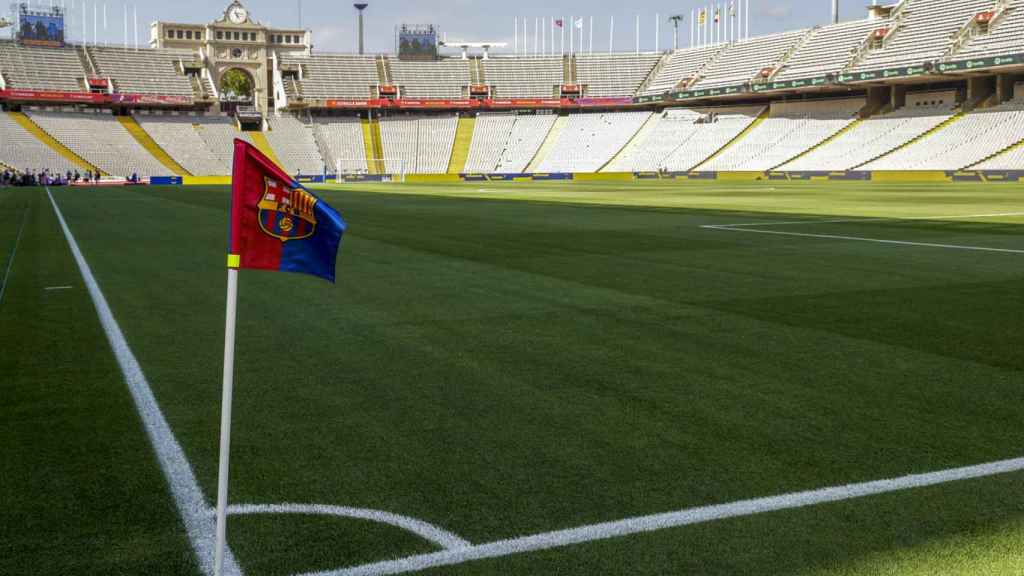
[46,188,244,576]
[0,204,29,307]
[703,225,1024,254]
[303,456,1024,576]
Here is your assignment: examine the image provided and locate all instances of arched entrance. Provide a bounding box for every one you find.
[219,68,255,103]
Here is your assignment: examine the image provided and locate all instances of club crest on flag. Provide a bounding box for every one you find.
[257,178,319,242]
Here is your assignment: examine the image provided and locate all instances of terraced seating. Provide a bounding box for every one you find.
[0,111,77,174]
[692,30,807,89]
[640,45,724,95]
[774,18,889,81]
[280,54,379,100]
[266,114,325,175]
[89,46,194,96]
[576,53,662,97]
[311,116,368,174]
[482,57,563,98]
[193,116,254,169]
[464,113,556,173]
[699,98,863,171]
[136,114,228,175]
[390,60,469,99]
[536,111,652,173]
[953,2,1024,60]
[780,92,958,171]
[380,114,458,174]
[0,40,85,92]
[850,0,994,72]
[862,97,1024,170]
[28,109,169,177]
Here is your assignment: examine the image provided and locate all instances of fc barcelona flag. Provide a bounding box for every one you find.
[228,139,346,282]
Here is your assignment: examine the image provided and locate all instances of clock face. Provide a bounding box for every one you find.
[228,6,247,23]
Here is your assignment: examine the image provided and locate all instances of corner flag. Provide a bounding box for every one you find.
[214,139,346,576]
[228,139,346,282]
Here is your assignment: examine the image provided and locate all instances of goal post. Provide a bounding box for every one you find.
[333,158,406,183]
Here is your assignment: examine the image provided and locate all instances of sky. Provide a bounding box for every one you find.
[5,0,879,54]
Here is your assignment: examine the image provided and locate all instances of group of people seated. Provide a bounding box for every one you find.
[1,168,143,186]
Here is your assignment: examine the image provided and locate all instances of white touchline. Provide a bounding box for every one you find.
[703,226,1024,254]
[44,285,74,291]
[0,204,29,306]
[227,504,471,550]
[705,212,1024,228]
[300,456,1024,576]
[46,188,244,576]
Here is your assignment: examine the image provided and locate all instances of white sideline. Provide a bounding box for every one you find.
[0,204,29,306]
[706,212,1024,228]
[227,504,471,550]
[46,188,244,576]
[303,457,1024,576]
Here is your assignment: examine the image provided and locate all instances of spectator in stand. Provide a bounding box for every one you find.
[130,172,139,184]
[73,170,81,183]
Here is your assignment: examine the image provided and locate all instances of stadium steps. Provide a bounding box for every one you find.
[771,115,867,171]
[967,135,1024,169]
[447,116,476,174]
[600,112,661,172]
[636,53,671,95]
[526,114,567,172]
[362,118,384,174]
[853,110,965,169]
[692,106,770,170]
[117,116,191,177]
[248,131,284,169]
[376,56,392,85]
[8,111,101,175]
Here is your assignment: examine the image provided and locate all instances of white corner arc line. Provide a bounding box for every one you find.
[227,504,471,550]
[46,188,244,576]
[0,204,29,306]
[302,456,1024,576]
[703,225,1024,254]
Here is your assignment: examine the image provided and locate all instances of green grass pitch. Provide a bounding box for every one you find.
[2,180,1024,575]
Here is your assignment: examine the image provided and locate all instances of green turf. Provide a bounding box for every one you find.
[5,180,1024,575]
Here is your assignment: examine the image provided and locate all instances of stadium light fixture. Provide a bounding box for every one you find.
[354,3,368,55]
[668,15,684,50]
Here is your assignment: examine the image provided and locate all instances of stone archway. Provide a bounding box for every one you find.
[219,67,256,103]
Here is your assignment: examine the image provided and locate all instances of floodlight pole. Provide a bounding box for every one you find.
[668,15,684,50]
[354,3,368,55]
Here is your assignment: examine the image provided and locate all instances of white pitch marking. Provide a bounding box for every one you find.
[46,188,244,576]
[301,456,1024,576]
[227,504,471,550]
[0,205,29,306]
[703,225,1024,254]
[44,285,74,291]
[706,212,1024,228]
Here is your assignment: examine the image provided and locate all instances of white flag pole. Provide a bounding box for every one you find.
[213,266,239,576]
[608,15,613,53]
[514,17,517,55]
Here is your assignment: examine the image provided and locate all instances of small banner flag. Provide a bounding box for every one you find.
[554,18,564,28]
[228,139,346,283]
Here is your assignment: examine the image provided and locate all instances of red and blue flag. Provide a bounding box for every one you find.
[228,139,345,282]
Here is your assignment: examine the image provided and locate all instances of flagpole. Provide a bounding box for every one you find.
[213,266,239,576]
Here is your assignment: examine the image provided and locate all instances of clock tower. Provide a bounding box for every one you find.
[150,2,311,115]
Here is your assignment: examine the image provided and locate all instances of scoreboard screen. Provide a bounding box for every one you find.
[398,25,438,61]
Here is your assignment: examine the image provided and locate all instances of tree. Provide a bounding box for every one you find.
[221,69,253,101]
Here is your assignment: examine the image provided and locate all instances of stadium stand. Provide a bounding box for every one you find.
[380,114,458,174]
[88,46,195,96]
[536,111,652,173]
[605,106,765,172]
[464,113,557,173]
[265,114,326,175]
[951,1,1024,59]
[135,113,228,175]
[0,40,86,92]
[280,54,379,99]
[193,116,255,170]
[692,30,808,89]
[640,45,725,95]
[774,18,890,81]
[779,92,959,171]
[389,59,470,99]
[699,98,864,171]
[482,56,563,98]
[311,116,368,174]
[576,53,662,97]
[0,111,78,174]
[849,0,996,73]
[27,109,169,177]
[862,97,1024,170]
